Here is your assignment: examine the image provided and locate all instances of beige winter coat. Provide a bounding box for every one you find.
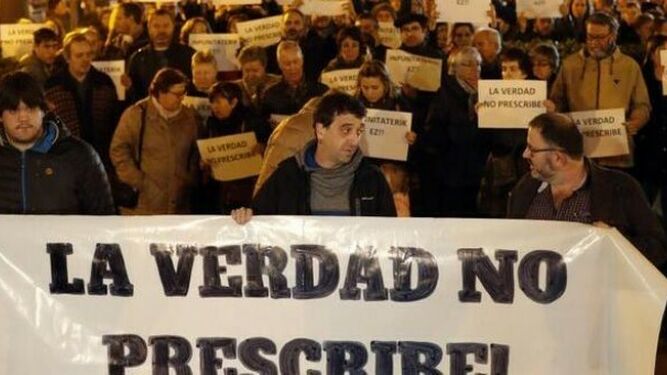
[110,98,201,214]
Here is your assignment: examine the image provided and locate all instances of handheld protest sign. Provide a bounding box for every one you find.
[378,22,402,49]
[300,0,348,16]
[436,0,490,23]
[360,108,412,161]
[568,108,629,158]
[92,61,125,100]
[189,33,241,72]
[385,49,442,92]
[320,69,360,95]
[197,131,262,181]
[236,16,282,48]
[515,0,562,18]
[0,23,44,59]
[478,80,547,128]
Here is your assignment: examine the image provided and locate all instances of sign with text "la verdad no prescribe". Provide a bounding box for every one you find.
[568,108,629,158]
[0,216,665,374]
[197,132,262,181]
[478,80,547,128]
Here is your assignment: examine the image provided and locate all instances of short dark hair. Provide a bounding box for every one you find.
[586,12,619,34]
[529,113,584,159]
[529,43,560,71]
[0,71,48,113]
[33,27,59,45]
[336,26,366,56]
[149,68,188,97]
[120,2,143,25]
[238,45,267,67]
[314,92,366,129]
[209,81,242,103]
[499,47,531,76]
[148,8,175,25]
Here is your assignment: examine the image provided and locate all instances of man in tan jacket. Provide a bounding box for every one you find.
[549,12,651,169]
[110,68,201,214]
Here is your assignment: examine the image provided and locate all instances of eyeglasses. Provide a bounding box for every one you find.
[525,144,563,154]
[587,32,612,42]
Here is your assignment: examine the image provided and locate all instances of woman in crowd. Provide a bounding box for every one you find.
[355,60,416,216]
[179,17,212,45]
[188,50,219,96]
[323,26,367,72]
[528,43,560,91]
[199,82,257,214]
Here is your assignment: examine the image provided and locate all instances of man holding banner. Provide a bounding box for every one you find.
[232,92,395,222]
[508,112,667,267]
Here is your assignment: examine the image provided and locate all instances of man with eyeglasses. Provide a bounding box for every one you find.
[110,68,202,214]
[508,112,666,268]
[549,11,650,171]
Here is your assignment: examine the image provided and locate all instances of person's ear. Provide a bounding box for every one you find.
[230,97,238,109]
[315,122,326,142]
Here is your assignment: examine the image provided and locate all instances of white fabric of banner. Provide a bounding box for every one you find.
[0,216,665,374]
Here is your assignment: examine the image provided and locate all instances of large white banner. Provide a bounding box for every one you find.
[0,216,665,374]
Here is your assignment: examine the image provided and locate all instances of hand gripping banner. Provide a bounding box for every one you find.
[0,216,665,374]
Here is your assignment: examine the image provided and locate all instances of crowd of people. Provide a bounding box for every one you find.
[0,0,666,265]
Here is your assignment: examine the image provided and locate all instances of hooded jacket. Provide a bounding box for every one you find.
[0,113,115,214]
[549,47,651,167]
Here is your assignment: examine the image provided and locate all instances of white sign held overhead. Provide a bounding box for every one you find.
[189,33,241,72]
[385,49,442,92]
[568,108,630,158]
[91,60,125,100]
[436,0,490,23]
[360,108,412,161]
[478,80,547,128]
[236,16,282,48]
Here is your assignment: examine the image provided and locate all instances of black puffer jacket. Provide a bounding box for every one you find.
[0,114,115,214]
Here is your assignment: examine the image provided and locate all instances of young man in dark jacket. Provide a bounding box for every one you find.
[232,92,396,223]
[0,71,115,215]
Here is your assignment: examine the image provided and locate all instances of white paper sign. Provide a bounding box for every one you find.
[360,108,412,161]
[301,0,347,15]
[197,132,262,181]
[236,16,282,48]
[182,95,212,121]
[661,50,667,96]
[436,0,490,23]
[0,23,44,59]
[211,0,261,5]
[92,60,125,100]
[189,33,241,72]
[478,80,547,128]
[515,0,562,18]
[320,68,359,95]
[568,108,629,158]
[378,22,401,49]
[0,216,665,374]
[385,49,443,92]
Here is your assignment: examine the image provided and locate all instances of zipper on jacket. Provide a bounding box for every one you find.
[595,60,601,109]
[21,152,27,213]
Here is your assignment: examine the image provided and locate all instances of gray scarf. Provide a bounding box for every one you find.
[296,140,363,215]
